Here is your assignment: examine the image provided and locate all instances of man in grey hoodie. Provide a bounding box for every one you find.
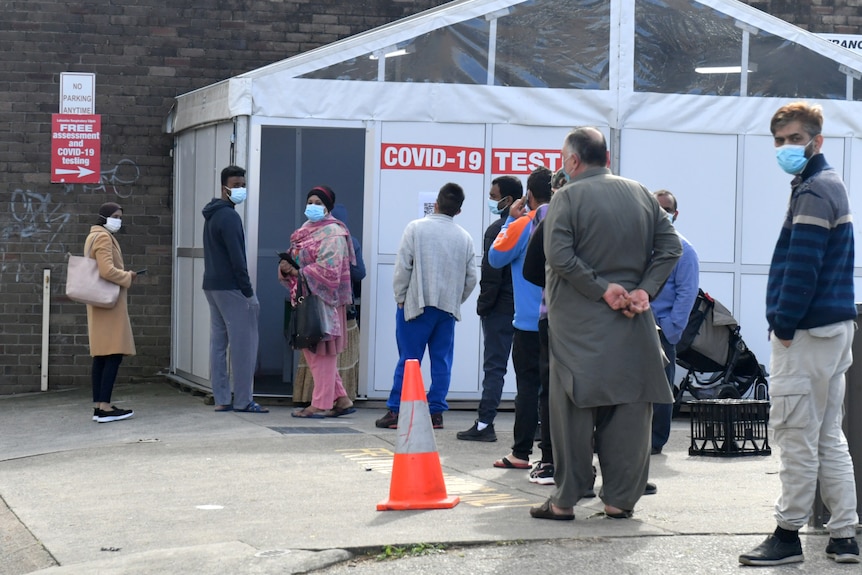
[201,165,267,414]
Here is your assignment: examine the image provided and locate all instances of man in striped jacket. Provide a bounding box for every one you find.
[740,102,859,567]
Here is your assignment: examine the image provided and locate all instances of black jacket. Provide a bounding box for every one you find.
[522,219,545,288]
[201,198,254,297]
[476,213,514,316]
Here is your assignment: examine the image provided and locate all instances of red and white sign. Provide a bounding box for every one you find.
[491,148,563,174]
[51,114,100,183]
[381,143,484,173]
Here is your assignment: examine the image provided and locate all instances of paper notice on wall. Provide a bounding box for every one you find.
[419,191,437,218]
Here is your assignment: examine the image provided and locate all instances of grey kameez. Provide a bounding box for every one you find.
[544,166,682,511]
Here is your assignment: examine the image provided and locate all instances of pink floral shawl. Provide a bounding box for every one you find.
[279,215,355,339]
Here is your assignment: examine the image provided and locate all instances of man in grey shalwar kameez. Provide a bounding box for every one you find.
[530,127,681,521]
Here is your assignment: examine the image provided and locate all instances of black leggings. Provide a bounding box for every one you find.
[92,354,123,403]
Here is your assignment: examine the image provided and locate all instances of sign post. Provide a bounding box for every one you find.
[51,114,101,184]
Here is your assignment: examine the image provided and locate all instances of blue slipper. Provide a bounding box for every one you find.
[292,409,325,419]
[235,401,269,413]
[325,406,357,418]
[214,405,233,412]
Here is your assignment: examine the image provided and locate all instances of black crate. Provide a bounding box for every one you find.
[689,399,771,457]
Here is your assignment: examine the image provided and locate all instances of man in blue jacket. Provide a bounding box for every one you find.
[202,165,266,414]
[649,190,699,455]
[488,167,551,475]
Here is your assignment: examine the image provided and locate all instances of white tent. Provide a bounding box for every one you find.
[167,0,862,400]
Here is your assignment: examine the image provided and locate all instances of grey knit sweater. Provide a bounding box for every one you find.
[393,213,477,321]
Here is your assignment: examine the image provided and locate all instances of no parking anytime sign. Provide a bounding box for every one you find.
[51,114,101,184]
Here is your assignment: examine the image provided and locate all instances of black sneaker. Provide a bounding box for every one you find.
[826,537,860,563]
[95,407,134,423]
[457,421,496,442]
[739,535,803,566]
[375,410,398,429]
[431,413,444,429]
[529,462,555,485]
[92,408,99,422]
[644,482,657,495]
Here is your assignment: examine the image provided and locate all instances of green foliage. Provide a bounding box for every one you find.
[375,542,447,561]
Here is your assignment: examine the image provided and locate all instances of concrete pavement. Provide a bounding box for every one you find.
[0,380,857,574]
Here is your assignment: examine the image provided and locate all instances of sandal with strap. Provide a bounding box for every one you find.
[235,401,269,413]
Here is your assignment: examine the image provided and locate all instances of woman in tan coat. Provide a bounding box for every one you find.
[86,202,138,423]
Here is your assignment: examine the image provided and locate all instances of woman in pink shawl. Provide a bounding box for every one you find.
[280,185,357,418]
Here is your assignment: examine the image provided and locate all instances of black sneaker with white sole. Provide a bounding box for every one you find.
[95,407,134,423]
[456,421,496,442]
[739,535,803,566]
[826,537,860,563]
[529,462,555,485]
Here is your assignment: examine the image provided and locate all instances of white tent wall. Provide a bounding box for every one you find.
[169,0,862,401]
[171,120,248,388]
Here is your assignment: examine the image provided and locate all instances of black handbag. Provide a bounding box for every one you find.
[289,273,327,350]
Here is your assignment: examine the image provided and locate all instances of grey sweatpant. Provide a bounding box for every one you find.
[204,289,260,409]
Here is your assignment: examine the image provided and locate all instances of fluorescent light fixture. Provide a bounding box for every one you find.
[695,62,758,74]
[369,49,409,60]
[369,42,415,60]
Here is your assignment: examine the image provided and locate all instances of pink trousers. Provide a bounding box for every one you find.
[302,347,348,410]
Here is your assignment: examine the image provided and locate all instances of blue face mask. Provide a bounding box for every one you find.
[226,186,247,205]
[775,140,812,175]
[305,204,326,222]
[488,199,504,215]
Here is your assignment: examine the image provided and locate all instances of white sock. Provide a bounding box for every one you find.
[477,421,489,431]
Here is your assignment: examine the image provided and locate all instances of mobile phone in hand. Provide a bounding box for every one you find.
[276,251,300,269]
[135,269,147,275]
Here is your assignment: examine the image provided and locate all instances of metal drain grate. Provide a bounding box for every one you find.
[269,426,362,435]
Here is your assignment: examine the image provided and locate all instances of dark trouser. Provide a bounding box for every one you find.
[651,331,676,451]
[477,311,515,425]
[538,318,553,463]
[92,354,123,403]
[511,328,541,461]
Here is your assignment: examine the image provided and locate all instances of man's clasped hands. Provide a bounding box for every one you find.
[602,283,650,318]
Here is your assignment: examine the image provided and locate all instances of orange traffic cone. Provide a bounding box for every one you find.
[377,359,460,511]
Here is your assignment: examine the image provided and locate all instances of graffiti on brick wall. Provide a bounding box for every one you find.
[63,158,140,199]
[1,159,140,290]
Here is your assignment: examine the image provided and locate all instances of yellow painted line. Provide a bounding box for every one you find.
[337,448,531,508]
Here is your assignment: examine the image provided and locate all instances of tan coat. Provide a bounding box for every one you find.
[85,226,136,356]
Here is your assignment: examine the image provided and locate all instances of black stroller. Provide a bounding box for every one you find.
[672,289,769,412]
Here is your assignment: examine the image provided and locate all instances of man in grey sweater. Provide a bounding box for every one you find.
[375,183,478,430]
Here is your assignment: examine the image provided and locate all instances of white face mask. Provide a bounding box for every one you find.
[104,217,122,233]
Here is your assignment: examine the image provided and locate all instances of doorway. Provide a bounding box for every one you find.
[254,126,366,397]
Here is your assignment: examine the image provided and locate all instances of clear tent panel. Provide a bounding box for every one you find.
[748,30,851,99]
[634,0,743,95]
[298,53,379,81]
[383,18,491,83]
[494,0,610,89]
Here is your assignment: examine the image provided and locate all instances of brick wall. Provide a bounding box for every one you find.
[0,1,859,394]
[0,0,447,394]
[744,0,862,32]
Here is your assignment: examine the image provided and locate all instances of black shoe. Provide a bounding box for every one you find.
[92,408,99,422]
[643,482,657,495]
[739,535,803,566]
[431,412,444,429]
[375,410,398,429]
[826,537,860,563]
[95,407,134,423]
[457,421,497,442]
[650,447,662,455]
